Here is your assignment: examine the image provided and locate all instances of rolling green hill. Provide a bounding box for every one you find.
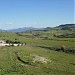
[0,45,75,75]
[0,24,75,75]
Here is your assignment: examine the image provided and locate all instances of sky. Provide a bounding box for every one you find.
[0,0,74,29]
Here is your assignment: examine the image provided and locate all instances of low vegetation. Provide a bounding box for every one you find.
[0,25,75,75]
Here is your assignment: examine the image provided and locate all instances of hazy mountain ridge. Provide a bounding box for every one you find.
[55,24,75,29]
[0,27,42,32]
[0,24,75,32]
[6,27,40,32]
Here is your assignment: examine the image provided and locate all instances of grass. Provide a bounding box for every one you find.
[0,46,75,75]
[0,29,75,75]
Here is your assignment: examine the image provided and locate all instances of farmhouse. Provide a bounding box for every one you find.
[0,40,10,46]
[0,40,26,46]
[0,40,6,44]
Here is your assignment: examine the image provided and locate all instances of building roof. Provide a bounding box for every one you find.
[0,40,6,44]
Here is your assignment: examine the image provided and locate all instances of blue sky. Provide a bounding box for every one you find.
[0,0,74,29]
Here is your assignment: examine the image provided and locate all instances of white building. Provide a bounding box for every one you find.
[0,40,24,46]
[0,40,5,46]
[0,40,6,44]
[0,40,10,46]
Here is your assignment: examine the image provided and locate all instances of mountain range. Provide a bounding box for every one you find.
[0,27,42,32]
[0,24,75,32]
[55,24,75,29]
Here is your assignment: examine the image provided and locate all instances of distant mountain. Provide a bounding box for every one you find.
[0,24,75,32]
[0,29,6,32]
[0,27,42,32]
[44,27,52,30]
[55,24,75,30]
[0,29,2,32]
[7,27,40,32]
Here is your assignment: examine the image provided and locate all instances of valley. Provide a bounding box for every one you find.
[0,24,75,75]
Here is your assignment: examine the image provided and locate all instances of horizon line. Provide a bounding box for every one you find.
[0,23,74,30]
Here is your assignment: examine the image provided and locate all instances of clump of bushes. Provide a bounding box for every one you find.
[37,45,75,54]
[6,40,21,44]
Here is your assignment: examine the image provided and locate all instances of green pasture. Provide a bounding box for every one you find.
[0,32,75,47]
[0,29,75,75]
[0,46,75,75]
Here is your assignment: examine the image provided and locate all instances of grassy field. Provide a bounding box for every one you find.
[0,29,75,75]
[0,46,75,75]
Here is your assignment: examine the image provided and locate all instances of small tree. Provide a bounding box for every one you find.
[60,45,65,52]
